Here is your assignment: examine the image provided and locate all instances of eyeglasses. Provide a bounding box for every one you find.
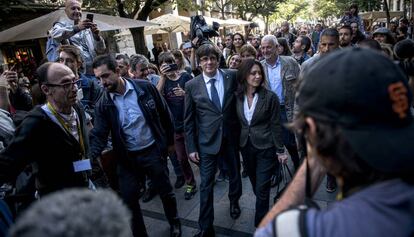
[45,79,81,90]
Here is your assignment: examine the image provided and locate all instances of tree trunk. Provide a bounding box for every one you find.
[130,27,148,55]
[384,0,391,25]
[264,16,269,34]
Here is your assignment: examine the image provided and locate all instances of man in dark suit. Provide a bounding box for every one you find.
[184,43,242,237]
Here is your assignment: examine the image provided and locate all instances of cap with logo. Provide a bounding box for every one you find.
[298,47,414,173]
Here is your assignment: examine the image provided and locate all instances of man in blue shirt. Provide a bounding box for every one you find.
[90,55,181,237]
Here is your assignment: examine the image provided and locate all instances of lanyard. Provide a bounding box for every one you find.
[47,102,85,156]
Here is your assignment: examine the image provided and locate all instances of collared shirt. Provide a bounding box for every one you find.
[203,70,224,107]
[109,79,154,151]
[41,105,80,142]
[264,57,284,105]
[243,93,258,125]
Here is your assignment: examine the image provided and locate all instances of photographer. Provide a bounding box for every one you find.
[50,0,106,75]
[190,16,227,77]
[156,52,197,201]
[255,48,414,237]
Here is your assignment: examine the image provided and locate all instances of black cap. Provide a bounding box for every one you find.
[394,39,414,59]
[298,47,414,173]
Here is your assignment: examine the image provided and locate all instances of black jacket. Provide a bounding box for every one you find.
[236,88,284,152]
[0,104,90,195]
[89,79,174,165]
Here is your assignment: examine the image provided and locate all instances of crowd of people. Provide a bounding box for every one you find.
[0,0,413,237]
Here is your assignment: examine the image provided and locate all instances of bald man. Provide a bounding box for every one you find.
[0,63,95,196]
[49,0,106,75]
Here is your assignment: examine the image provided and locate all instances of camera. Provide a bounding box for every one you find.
[166,63,178,72]
[190,15,220,47]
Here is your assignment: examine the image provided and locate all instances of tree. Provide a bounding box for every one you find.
[270,0,310,23]
[234,0,284,33]
[210,0,235,19]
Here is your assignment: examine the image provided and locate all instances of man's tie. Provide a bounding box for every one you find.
[209,78,221,111]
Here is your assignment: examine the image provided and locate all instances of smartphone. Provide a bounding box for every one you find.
[167,63,178,72]
[86,13,94,22]
[183,42,192,49]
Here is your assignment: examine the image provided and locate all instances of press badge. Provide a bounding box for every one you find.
[73,159,92,172]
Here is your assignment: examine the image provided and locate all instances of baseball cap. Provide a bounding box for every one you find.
[373,27,393,38]
[298,47,414,173]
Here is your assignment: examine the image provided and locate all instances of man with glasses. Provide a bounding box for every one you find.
[130,54,160,86]
[0,63,93,196]
[184,43,242,237]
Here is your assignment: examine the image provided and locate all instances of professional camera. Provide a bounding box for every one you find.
[190,15,220,47]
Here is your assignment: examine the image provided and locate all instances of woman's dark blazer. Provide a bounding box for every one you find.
[236,88,284,153]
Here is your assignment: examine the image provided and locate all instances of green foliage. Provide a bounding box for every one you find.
[270,0,310,23]
[313,0,342,19]
[235,0,283,21]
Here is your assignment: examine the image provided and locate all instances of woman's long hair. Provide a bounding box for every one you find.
[235,59,268,100]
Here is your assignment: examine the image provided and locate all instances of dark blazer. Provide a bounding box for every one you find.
[184,69,240,155]
[89,79,174,165]
[0,104,90,195]
[236,88,284,152]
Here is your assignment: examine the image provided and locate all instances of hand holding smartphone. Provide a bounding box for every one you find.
[86,13,94,22]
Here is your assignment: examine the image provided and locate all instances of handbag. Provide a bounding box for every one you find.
[273,163,293,203]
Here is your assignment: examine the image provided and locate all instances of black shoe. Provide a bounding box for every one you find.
[170,220,182,237]
[193,228,215,237]
[241,170,248,178]
[142,189,157,203]
[175,176,185,189]
[326,177,337,193]
[137,186,146,200]
[230,202,241,219]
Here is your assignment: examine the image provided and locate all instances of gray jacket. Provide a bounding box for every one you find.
[261,56,300,122]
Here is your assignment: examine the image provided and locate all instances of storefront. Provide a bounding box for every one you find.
[1,40,44,81]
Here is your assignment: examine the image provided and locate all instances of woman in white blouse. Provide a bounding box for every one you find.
[235,59,287,227]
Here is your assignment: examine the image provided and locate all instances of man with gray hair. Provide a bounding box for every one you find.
[261,35,301,184]
[130,54,160,86]
[9,188,132,237]
[49,0,106,75]
[116,54,131,78]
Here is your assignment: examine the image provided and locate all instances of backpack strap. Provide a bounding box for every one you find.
[272,206,309,237]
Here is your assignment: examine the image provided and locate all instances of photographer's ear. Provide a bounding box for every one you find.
[304,117,317,145]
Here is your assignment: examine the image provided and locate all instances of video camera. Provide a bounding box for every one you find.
[190,15,220,47]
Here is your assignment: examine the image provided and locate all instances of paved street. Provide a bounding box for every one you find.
[141,159,337,237]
